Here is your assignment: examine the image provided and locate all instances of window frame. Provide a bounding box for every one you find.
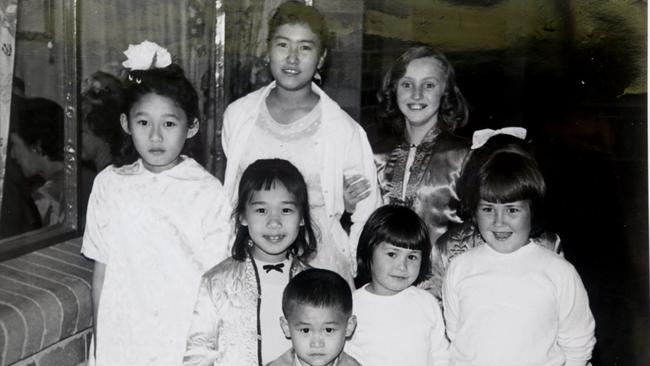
[0,0,80,261]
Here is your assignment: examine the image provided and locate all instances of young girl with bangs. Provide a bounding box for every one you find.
[439,129,562,267]
[345,205,449,366]
[184,159,318,366]
[442,141,596,366]
[82,41,232,366]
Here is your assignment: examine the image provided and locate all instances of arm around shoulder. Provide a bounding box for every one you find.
[345,124,382,263]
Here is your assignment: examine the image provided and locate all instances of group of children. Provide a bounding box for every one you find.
[80,1,595,366]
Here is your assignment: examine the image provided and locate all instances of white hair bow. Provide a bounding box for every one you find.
[471,127,527,150]
[122,40,172,71]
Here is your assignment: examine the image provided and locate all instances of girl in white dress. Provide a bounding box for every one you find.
[345,205,449,366]
[82,41,232,366]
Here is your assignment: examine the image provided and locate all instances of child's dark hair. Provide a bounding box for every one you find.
[355,205,432,288]
[282,268,352,318]
[231,159,317,262]
[378,45,468,135]
[83,100,124,158]
[13,97,64,162]
[458,135,547,237]
[267,0,329,53]
[116,63,199,166]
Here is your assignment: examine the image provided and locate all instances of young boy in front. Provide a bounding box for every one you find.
[268,268,361,366]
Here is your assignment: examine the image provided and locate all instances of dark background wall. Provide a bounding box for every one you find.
[360,1,648,365]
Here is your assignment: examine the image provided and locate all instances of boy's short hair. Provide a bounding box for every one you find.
[282,268,352,318]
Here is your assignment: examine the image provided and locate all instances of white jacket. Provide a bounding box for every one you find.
[222,81,381,273]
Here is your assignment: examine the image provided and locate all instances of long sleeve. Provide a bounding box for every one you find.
[557,266,596,366]
[184,278,222,366]
[441,260,459,343]
[200,185,234,270]
[345,123,382,271]
[221,103,235,159]
[81,170,110,263]
[428,295,450,366]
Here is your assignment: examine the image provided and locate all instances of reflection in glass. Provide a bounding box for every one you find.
[0,0,78,246]
[9,97,65,226]
[78,72,126,226]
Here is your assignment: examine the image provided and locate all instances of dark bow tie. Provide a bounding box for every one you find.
[262,263,285,273]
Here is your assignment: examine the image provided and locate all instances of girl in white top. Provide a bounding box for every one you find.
[442,131,596,366]
[222,1,380,286]
[184,159,317,365]
[81,41,232,366]
[345,205,449,366]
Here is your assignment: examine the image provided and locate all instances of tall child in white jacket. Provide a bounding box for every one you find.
[221,1,380,286]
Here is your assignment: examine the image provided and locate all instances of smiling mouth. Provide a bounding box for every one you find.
[264,234,286,242]
[407,103,427,110]
[282,67,300,75]
[493,232,513,241]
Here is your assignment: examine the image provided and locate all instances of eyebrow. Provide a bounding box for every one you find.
[294,320,340,326]
[400,76,442,82]
[132,111,180,119]
[248,200,297,205]
[272,35,317,45]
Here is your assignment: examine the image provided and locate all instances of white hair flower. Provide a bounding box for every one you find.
[122,40,172,70]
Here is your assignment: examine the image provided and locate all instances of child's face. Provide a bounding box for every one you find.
[242,181,303,262]
[368,242,422,296]
[268,22,326,94]
[120,93,197,173]
[280,305,356,366]
[476,199,532,253]
[396,56,447,130]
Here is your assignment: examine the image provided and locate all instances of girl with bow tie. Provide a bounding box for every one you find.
[184,159,317,366]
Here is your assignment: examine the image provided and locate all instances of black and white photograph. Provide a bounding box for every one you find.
[0,0,647,365]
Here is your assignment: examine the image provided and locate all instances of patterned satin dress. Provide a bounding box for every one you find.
[377,127,470,247]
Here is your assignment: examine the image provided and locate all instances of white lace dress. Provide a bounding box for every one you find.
[82,157,232,366]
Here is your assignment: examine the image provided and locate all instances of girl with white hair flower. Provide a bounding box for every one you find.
[82,40,232,366]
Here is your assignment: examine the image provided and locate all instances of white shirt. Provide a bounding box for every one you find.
[443,243,596,366]
[255,258,292,364]
[222,82,382,279]
[82,157,232,366]
[346,285,449,366]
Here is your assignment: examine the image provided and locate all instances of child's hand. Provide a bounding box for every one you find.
[344,175,370,213]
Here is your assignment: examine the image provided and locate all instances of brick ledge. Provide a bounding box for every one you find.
[0,238,92,366]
